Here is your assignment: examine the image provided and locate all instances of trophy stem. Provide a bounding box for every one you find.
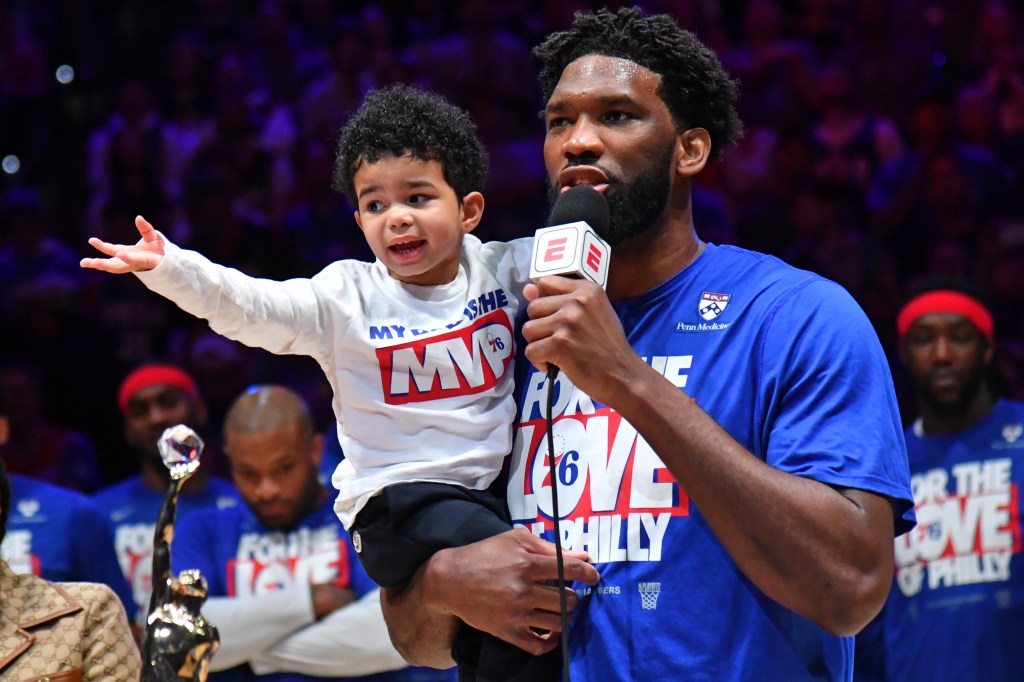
[141,425,220,681]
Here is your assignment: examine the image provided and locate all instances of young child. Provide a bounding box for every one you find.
[81,84,558,679]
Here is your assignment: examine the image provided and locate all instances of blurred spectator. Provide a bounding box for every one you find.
[298,19,367,144]
[85,78,165,233]
[2,469,138,629]
[0,362,102,492]
[722,0,816,131]
[855,275,1024,680]
[0,0,1019,489]
[0,386,142,680]
[280,138,374,271]
[0,188,83,318]
[406,0,536,121]
[92,362,239,627]
[170,384,426,679]
[806,61,905,229]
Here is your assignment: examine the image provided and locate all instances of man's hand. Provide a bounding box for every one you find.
[385,529,600,661]
[80,215,167,273]
[523,276,649,407]
[311,584,356,620]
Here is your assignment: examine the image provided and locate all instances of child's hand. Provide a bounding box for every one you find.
[80,215,167,273]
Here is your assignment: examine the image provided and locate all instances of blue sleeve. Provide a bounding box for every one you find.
[71,497,137,621]
[171,509,224,595]
[853,609,888,682]
[759,279,915,534]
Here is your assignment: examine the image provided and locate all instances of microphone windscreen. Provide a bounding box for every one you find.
[548,186,610,239]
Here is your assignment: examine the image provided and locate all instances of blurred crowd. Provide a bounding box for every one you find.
[1,0,1023,490]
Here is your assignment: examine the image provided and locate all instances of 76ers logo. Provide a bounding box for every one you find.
[698,291,731,321]
[377,309,514,405]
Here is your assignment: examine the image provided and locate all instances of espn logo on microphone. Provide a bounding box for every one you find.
[529,222,610,288]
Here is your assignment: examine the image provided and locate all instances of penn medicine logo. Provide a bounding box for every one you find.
[698,291,731,321]
[1002,422,1023,444]
[16,498,40,518]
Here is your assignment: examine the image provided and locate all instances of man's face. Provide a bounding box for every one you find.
[902,313,992,412]
[123,385,203,465]
[543,54,679,246]
[225,422,323,530]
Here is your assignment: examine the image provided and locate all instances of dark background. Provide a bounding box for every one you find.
[1,0,1022,489]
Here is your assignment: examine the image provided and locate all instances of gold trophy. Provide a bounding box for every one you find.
[141,424,220,681]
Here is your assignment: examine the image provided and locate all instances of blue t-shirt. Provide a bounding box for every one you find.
[856,399,1024,681]
[2,473,137,620]
[92,473,240,621]
[172,494,452,682]
[506,243,915,681]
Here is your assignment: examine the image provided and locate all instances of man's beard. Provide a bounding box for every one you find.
[548,146,674,247]
[916,361,988,419]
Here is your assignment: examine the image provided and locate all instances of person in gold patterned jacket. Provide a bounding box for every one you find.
[0,383,141,680]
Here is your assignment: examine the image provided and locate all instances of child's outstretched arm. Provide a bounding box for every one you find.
[81,215,166,273]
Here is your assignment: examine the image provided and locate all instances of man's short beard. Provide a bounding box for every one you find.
[547,146,674,247]
[917,363,988,419]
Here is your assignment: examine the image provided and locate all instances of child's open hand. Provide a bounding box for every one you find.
[80,215,167,273]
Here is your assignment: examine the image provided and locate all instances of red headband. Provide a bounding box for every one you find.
[118,364,199,414]
[896,290,994,342]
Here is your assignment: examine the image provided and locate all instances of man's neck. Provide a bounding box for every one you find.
[605,189,704,301]
[917,391,997,437]
[606,221,704,301]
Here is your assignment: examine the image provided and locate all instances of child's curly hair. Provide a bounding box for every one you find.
[332,84,489,206]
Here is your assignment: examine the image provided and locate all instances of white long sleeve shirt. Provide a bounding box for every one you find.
[201,586,408,675]
[137,234,533,527]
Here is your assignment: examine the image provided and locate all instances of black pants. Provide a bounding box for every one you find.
[351,482,562,682]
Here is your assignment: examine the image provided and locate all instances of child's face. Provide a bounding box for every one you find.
[353,155,483,286]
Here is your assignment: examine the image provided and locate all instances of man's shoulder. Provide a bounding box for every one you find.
[709,244,830,287]
[700,244,850,316]
[179,475,240,508]
[465,233,533,262]
[995,399,1024,419]
[202,475,241,497]
[11,475,106,525]
[180,481,243,518]
[12,474,93,505]
[92,476,145,503]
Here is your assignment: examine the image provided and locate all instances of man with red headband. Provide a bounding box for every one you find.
[92,362,239,631]
[856,277,1024,680]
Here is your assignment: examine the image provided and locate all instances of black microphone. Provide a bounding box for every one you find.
[529,185,611,288]
[530,185,611,380]
[528,185,610,682]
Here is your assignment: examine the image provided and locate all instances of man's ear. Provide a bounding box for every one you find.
[311,433,325,470]
[0,416,9,446]
[460,192,485,234]
[191,396,208,431]
[353,210,363,231]
[675,127,711,178]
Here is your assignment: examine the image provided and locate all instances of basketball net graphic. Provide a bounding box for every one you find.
[638,582,661,610]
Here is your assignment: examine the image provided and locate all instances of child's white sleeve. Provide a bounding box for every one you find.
[135,236,335,359]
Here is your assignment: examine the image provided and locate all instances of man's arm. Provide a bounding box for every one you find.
[200,586,317,670]
[522,276,898,636]
[249,589,410,676]
[381,530,599,666]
